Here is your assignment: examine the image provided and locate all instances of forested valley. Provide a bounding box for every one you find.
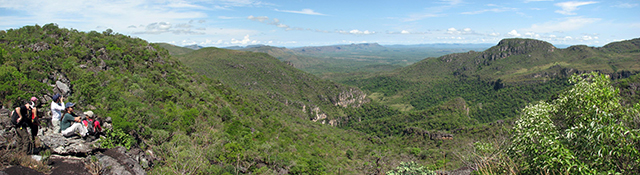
[1,24,639,174]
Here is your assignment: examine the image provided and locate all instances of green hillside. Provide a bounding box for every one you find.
[339,38,640,122]
[171,46,517,172]
[0,24,427,174]
[173,47,369,123]
[155,43,195,56]
[4,24,637,174]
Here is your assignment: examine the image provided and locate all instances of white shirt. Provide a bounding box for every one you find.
[51,101,65,120]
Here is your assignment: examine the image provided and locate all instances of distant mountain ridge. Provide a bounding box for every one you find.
[397,38,640,83]
[291,43,385,53]
[183,44,203,50]
[339,37,640,122]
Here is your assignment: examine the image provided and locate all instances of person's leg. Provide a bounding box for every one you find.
[52,120,60,133]
[29,121,38,140]
[63,123,88,137]
[75,123,88,136]
[15,126,33,153]
[61,123,81,137]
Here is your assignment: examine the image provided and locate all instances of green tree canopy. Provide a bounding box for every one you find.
[510,72,640,174]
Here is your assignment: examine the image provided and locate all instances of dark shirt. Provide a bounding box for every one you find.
[11,105,32,126]
[60,113,76,132]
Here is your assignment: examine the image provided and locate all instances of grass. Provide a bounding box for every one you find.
[0,149,51,173]
[390,103,414,112]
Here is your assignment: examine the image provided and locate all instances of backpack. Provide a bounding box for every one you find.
[10,107,31,127]
[82,119,96,135]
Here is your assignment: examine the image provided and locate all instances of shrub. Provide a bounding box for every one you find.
[386,161,435,175]
[510,72,640,174]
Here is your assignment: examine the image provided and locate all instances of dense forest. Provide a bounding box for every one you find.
[1,24,639,174]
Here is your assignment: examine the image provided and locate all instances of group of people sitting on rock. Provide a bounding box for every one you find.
[10,94,104,153]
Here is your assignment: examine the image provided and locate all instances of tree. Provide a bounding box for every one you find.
[509,72,640,174]
[386,161,435,175]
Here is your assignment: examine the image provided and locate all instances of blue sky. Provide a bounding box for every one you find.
[1,0,639,47]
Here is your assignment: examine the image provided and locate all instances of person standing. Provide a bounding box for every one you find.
[59,102,88,138]
[10,100,36,153]
[50,94,64,133]
[28,97,40,141]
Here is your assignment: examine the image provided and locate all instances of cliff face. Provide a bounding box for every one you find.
[334,88,368,108]
[480,38,555,61]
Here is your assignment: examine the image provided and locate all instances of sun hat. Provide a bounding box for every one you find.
[65,102,75,108]
[84,111,95,118]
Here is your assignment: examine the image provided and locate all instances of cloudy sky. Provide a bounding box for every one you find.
[1,0,638,47]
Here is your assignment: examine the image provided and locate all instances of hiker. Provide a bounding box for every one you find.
[10,99,36,153]
[28,97,40,141]
[60,102,88,138]
[50,94,65,133]
[81,110,102,137]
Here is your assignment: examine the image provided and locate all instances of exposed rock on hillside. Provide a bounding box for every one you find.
[39,134,95,155]
[334,88,368,108]
[99,146,147,175]
[480,39,555,61]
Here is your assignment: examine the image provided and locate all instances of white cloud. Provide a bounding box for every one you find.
[489,32,500,36]
[387,30,429,34]
[167,2,209,10]
[339,29,375,35]
[507,30,521,37]
[0,0,237,33]
[612,3,638,8]
[275,8,327,16]
[554,1,598,15]
[231,35,259,45]
[133,22,205,35]
[446,27,478,35]
[247,15,269,22]
[525,16,600,33]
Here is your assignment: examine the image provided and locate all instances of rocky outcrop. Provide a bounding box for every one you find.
[39,133,95,155]
[334,88,368,108]
[99,146,147,175]
[28,42,51,52]
[479,39,555,62]
[55,81,71,96]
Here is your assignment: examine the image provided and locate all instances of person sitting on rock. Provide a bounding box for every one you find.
[82,111,102,137]
[50,94,65,133]
[60,102,88,138]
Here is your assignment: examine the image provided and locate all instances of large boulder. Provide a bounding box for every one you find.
[0,108,11,131]
[49,155,92,175]
[39,133,95,155]
[99,146,146,175]
[56,81,71,96]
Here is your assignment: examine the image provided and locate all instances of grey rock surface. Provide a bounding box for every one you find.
[56,80,71,95]
[39,133,94,155]
[99,146,146,175]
